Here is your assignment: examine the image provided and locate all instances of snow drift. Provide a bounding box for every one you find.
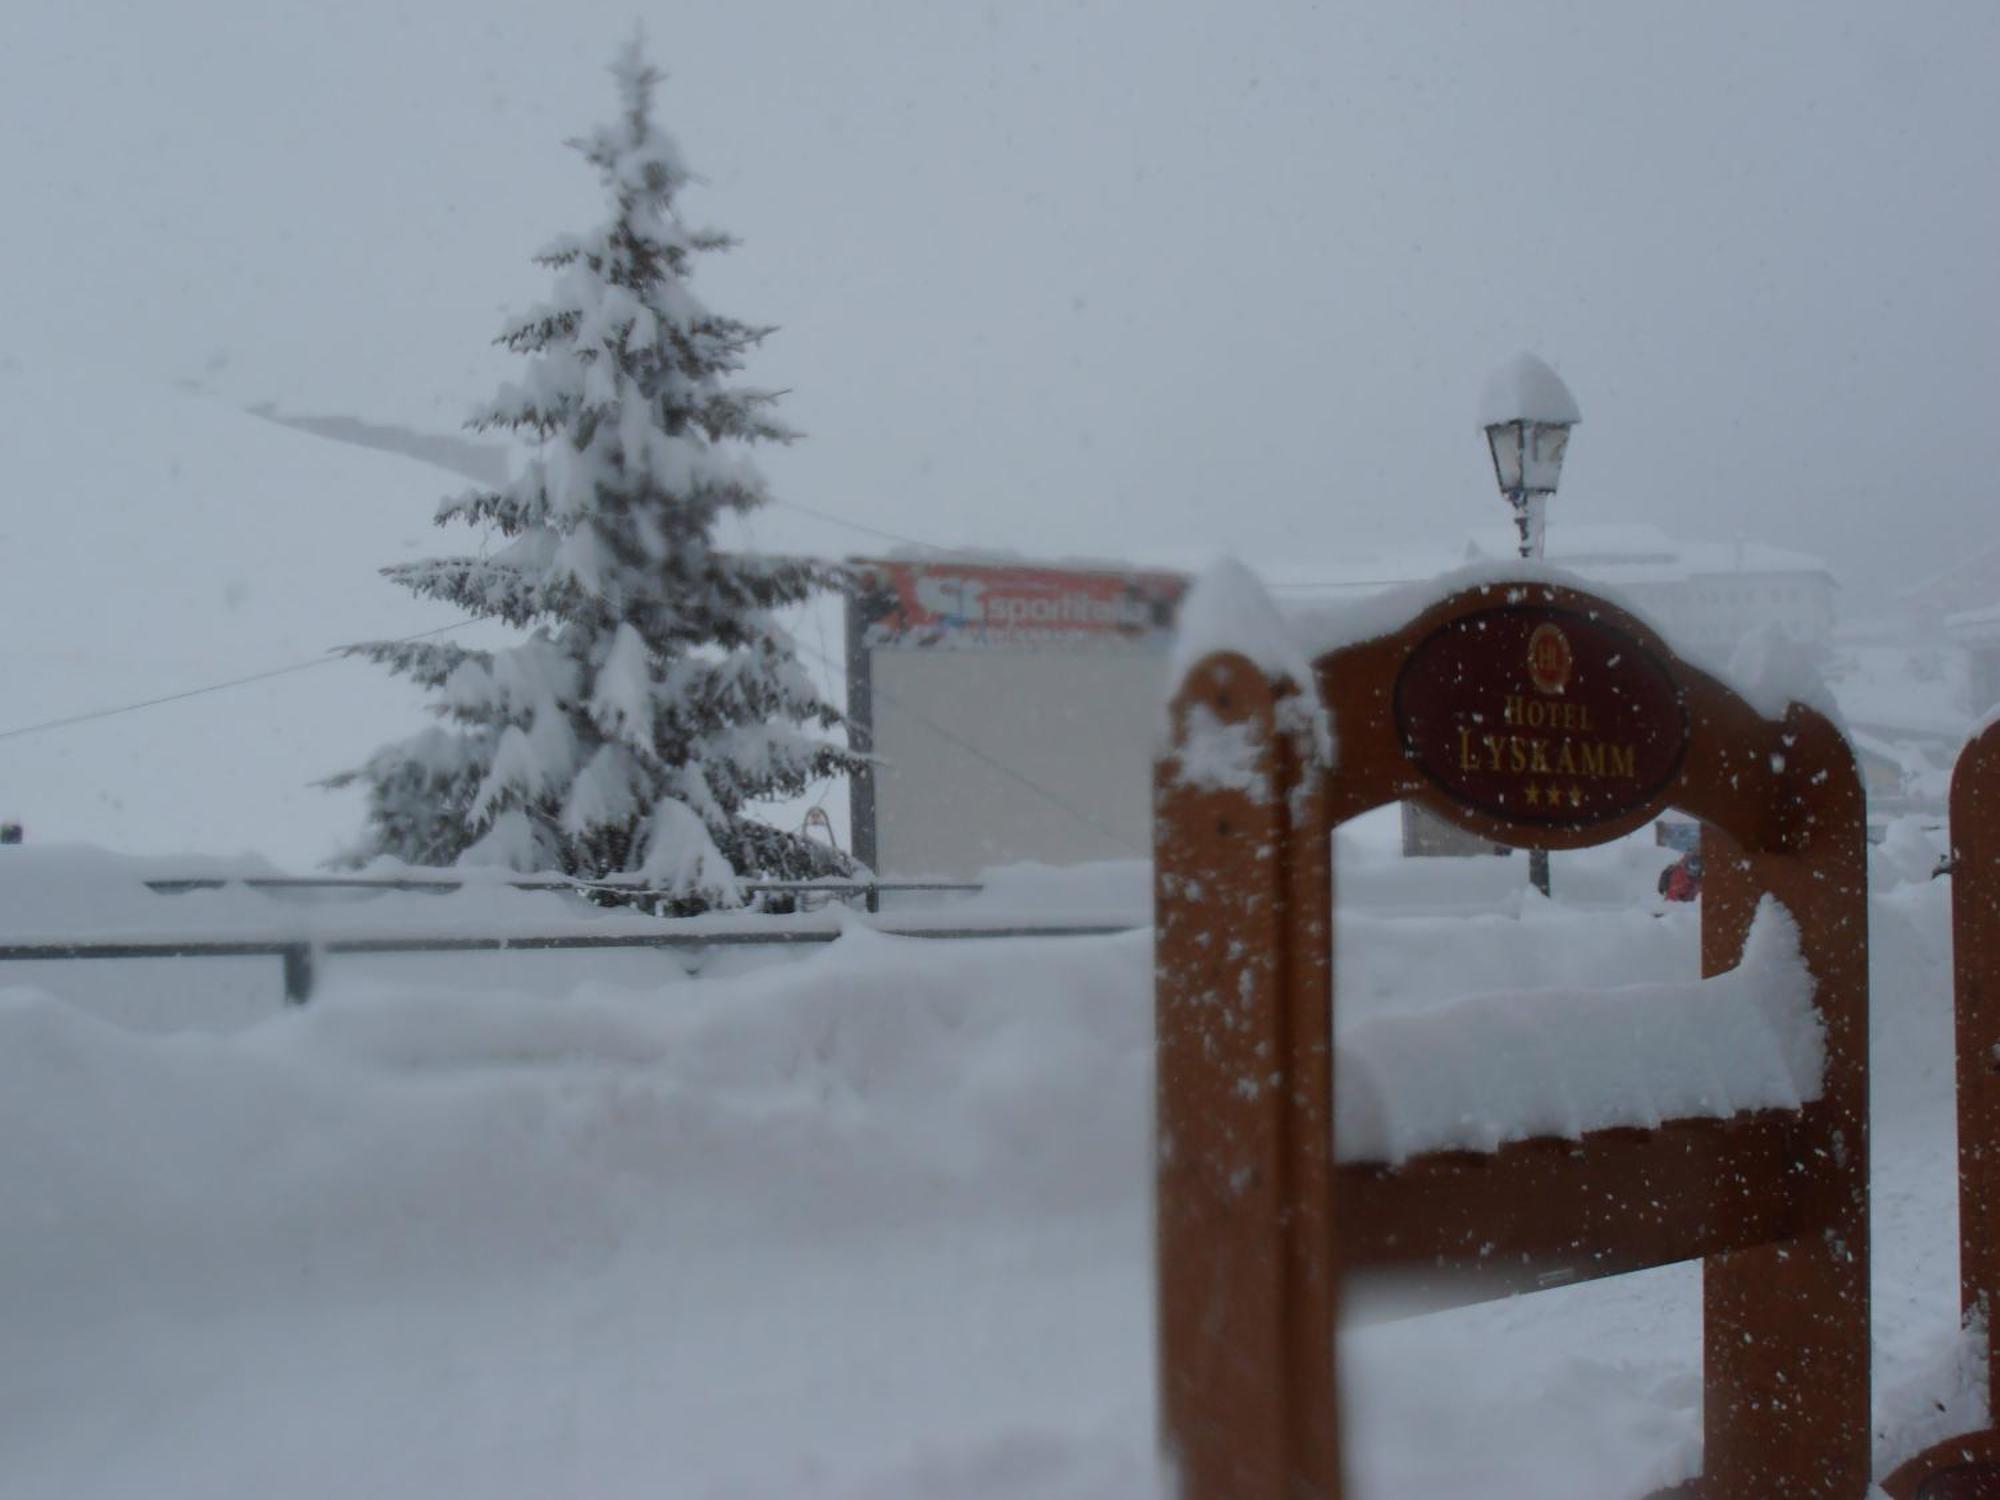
[0,826,1977,1497]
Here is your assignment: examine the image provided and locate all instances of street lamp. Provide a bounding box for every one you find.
[1481,352,1581,563]
[1480,353,1581,897]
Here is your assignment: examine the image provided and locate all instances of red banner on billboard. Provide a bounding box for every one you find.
[851,559,1188,650]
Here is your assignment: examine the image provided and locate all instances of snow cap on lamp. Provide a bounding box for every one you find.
[1481,353,1581,499]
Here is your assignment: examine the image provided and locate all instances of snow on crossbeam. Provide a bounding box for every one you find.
[1334,899,1820,1164]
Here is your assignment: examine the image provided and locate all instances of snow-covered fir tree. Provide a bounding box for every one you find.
[329,40,859,906]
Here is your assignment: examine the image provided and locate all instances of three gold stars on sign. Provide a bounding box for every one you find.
[1524,783,1584,809]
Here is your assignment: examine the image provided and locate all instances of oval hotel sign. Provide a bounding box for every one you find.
[1392,604,1689,829]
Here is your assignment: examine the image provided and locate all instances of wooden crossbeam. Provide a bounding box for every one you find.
[1339,1108,1831,1299]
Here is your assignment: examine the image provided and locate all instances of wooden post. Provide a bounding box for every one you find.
[1953,725,2000,1403]
[1883,720,2000,1496]
[1155,651,1334,1500]
[1285,732,1339,1497]
[1697,706,1871,1498]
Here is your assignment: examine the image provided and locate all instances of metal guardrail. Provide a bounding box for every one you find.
[141,877,985,914]
[0,921,1139,1005]
[0,875,1138,1005]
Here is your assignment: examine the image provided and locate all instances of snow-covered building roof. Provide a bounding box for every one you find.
[1831,646,1971,744]
[872,523,1833,601]
[1945,603,2000,644]
[1167,525,1834,599]
[1899,542,2000,621]
[1461,522,1835,586]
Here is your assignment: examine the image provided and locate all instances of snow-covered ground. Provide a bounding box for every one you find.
[0,811,1978,1498]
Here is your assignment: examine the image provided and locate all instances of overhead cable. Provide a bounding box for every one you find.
[0,623,473,745]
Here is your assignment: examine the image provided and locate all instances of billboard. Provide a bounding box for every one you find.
[850,559,1184,651]
[845,559,1190,877]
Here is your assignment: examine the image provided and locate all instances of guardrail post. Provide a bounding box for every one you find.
[282,944,316,1005]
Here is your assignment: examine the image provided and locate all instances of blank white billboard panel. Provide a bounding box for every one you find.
[869,649,1168,875]
[846,560,1188,879]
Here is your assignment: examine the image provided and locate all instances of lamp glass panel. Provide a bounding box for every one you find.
[1485,422,1526,493]
[1522,423,1571,494]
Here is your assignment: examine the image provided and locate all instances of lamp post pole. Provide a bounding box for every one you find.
[1480,353,1581,900]
[1513,492,1553,898]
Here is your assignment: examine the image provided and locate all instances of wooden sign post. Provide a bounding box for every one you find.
[1156,579,1871,1499]
[1883,720,2000,1499]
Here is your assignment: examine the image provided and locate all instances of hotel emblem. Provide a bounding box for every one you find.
[1526,622,1572,696]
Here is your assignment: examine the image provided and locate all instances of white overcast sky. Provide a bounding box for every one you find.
[7,0,1996,597]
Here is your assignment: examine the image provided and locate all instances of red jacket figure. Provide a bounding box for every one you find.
[1659,852,1703,902]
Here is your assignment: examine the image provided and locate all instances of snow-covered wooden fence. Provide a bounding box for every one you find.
[1155,571,1870,1500]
